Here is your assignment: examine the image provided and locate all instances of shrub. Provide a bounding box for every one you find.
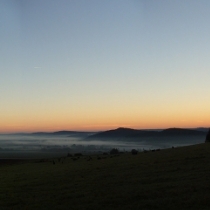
[131,149,138,155]
[205,129,210,142]
[74,153,83,157]
[110,148,119,155]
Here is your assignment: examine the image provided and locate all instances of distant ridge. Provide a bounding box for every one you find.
[194,127,209,132]
[160,128,205,136]
[31,130,92,136]
[1,127,208,136]
[87,127,206,140]
[87,127,157,139]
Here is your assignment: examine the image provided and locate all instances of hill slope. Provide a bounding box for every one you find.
[87,127,206,140]
[1,143,210,209]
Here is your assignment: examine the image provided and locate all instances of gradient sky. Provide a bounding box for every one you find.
[1,0,210,133]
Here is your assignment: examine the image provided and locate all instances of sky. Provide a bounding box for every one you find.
[1,0,210,133]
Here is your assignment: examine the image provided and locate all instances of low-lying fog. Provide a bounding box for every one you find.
[0,134,205,158]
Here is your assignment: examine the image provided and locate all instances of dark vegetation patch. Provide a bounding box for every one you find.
[0,143,210,209]
[110,148,119,155]
[0,159,29,166]
[131,149,138,155]
[205,128,210,142]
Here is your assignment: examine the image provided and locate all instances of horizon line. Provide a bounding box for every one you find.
[0,126,209,135]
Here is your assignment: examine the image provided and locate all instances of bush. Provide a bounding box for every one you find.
[131,149,138,155]
[74,153,83,157]
[205,129,210,142]
[110,148,119,155]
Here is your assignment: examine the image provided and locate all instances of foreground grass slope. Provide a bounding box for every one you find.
[0,143,210,209]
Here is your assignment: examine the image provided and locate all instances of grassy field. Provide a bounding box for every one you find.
[0,143,210,209]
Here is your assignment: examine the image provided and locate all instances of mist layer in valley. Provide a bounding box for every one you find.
[0,128,207,158]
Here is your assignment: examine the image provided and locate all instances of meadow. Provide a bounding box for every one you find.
[0,143,210,209]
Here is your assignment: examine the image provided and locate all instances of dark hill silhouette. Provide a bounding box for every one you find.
[160,128,205,136]
[86,127,206,140]
[31,132,52,136]
[195,127,209,132]
[31,131,92,136]
[53,131,86,135]
[87,127,157,139]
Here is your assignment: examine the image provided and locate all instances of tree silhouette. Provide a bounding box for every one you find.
[131,149,138,155]
[110,148,119,155]
[205,128,210,142]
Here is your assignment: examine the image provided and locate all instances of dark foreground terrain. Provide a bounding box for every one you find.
[0,143,210,209]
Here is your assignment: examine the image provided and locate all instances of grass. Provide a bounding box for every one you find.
[0,143,210,209]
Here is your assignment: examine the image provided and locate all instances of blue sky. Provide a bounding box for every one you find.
[1,0,210,132]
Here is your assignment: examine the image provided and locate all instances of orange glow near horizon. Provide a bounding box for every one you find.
[1,113,209,133]
[1,97,210,133]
